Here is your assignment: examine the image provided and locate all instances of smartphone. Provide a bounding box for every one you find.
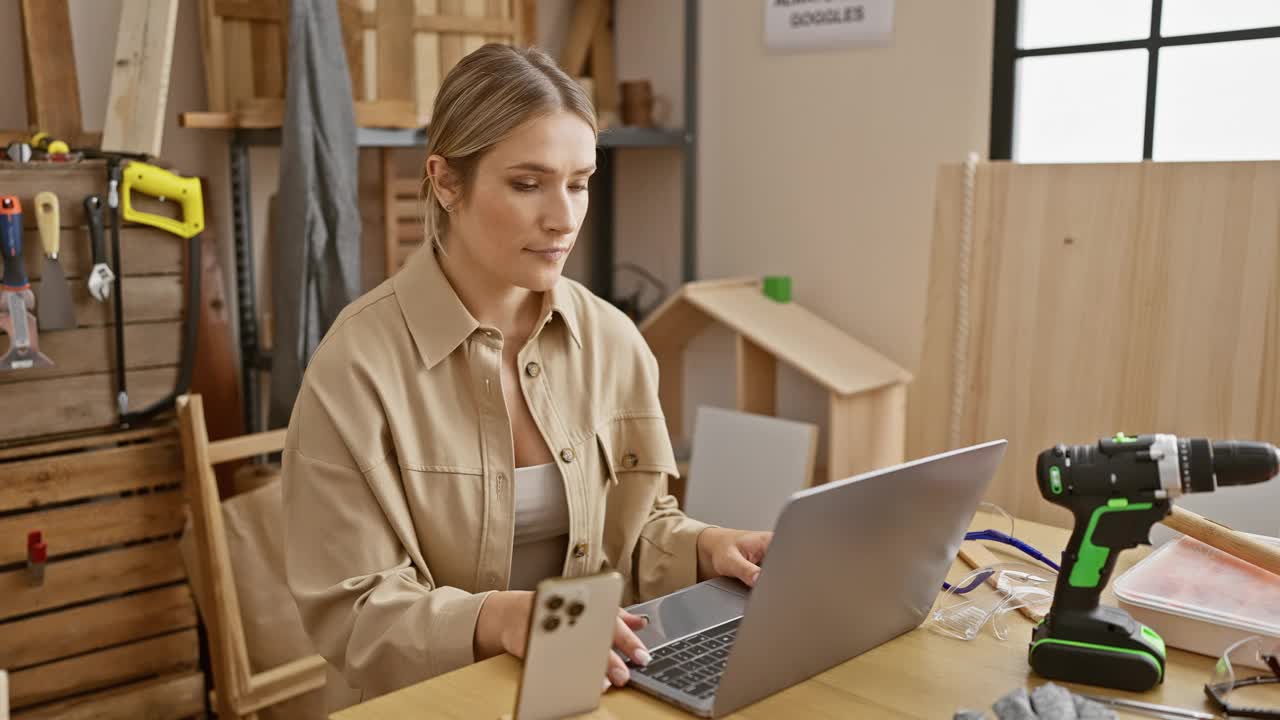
[514,571,624,720]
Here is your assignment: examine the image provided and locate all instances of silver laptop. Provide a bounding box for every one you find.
[623,440,1007,717]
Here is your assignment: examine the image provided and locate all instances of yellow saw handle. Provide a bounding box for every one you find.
[121,162,205,239]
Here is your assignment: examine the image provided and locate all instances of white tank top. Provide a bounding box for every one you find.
[509,462,570,591]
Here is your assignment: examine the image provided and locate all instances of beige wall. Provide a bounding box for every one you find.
[676,0,995,450]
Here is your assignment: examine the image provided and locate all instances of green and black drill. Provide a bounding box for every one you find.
[1029,433,1280,691]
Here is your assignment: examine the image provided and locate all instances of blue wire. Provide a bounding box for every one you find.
[941,530,1060,593]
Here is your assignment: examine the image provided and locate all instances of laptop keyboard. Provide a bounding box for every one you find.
[631,617,741,700]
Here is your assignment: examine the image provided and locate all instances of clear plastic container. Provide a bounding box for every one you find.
[1113,533,1280,670]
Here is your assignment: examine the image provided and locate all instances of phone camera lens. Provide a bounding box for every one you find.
[546,595,564,611]
[567,601,585,617]
[542,615,560,632]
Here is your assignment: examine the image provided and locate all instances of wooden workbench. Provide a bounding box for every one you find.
[332,515,1227,719]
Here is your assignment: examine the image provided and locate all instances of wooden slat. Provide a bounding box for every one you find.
[394,199,421,220]
[19,0,83,145]
[213,0,283,22]
[413,12,516,36]
[378,0,417,105]
[240,655,328,715]
[392,177,423,197]
[383,150,399,279]
[413,0,443,125]
[0,486,184,568]
[180,99,420,130]
[0,439,182,512]
[14,671,203,720]
[101,0,180,158]
[559,0,604,77]
[438,0,466,74]
[9,629,198,709]
[0,165,108,230]
[591,0,617,127]
[64,275,184,328]
[735,335,776,416]
[0,542,186,622]
[398,222,424,243]
[361,0,378,102]
[0,426,172,462]
[250,3,286,99]
[22,228,185,283]
[340,0,367,101]
[200,0,229,111]
[517,0,536,46]
[224,19,256,115]
[0,322,182,386]
[827,383,906,485]
[462,0,488,55]
[207,429,287,465]
[0,585,196,670]
[484,0,507,44]
[0,366,183,447]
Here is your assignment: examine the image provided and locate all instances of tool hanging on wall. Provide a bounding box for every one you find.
[116,161,203,426]
[84,195,114,302]
[107,160,129,417]
[33,192,75,330]
[0,197,54,370]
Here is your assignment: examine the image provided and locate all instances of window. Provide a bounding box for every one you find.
[991,0,1280,162]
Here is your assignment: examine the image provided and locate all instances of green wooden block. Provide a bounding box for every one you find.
[763,276,791,303]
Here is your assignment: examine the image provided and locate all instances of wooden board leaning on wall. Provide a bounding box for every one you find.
[909,161,1280,529]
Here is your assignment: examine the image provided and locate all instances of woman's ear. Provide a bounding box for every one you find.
[425,155,460,210]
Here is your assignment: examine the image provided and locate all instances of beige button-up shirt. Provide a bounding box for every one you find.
[282,247,709,703]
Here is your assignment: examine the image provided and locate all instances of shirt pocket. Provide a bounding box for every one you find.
[595,415,680,487]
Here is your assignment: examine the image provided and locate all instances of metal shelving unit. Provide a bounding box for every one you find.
[230,0,698,432]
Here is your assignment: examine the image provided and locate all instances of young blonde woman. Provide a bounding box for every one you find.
[282,44,771,706]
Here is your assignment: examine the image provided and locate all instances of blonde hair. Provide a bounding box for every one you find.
[422,43,598,250]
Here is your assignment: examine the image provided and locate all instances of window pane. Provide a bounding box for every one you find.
[1153,39,1280,161]
[1019,0,1151,49]
[1014,50,1149,163]
[1162,0,1280,36]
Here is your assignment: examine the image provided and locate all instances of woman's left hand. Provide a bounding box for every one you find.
[696,527,774,587]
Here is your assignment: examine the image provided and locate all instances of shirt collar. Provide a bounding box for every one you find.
[394,248,582,370]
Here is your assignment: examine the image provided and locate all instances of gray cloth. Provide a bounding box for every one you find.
[269,0,362,429]
[958,684,1117,720]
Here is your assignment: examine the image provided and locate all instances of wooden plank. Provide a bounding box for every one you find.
[0,426,172,462]
[361,0,378,102]
[21,228,184,283]
[340,0,367,101]
[394,199,420,220]
[735,335,775,416]
[207,429,287,465]
[0,165,106,229]
[0,542,186,622]
[357,100,419,128]
[241,656,328,715]
[63,275,185,328]
[176,394,253,717]
[9,629,198,709]
[0,585,196,670]
[382,150,399,279]
[0,438,182,512]
[462,0,488,55]
[438,0,466,75]
[559,0,604,77]
[101,0,180,158]
[0,489,185,566]
[517,0,537,46]
[378,0,418,105]
[0,367,182,444]
[182,99,419,129]
[213,0,284,22]
[0,322,183,387]
[250,3,287,100]
[18,0,83,145]
[414,0,443,125]
[13,671,204,720]
[484,0,507,44]
[200,0,229,111]
[223,19,256,115]
[590,0,617,128]
[393,177,423,196]
[827,383,906,485]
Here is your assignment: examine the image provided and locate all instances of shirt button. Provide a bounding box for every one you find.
[488,572,500,587]
[572,542,588,558]
[560,447,575,463]
[622,453,638,469]
[524,361,541,378]
[495,472,506,492]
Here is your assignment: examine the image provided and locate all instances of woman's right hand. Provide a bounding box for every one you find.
[474,591,652,691]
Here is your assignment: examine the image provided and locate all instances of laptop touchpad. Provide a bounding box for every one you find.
[625,579,749,650]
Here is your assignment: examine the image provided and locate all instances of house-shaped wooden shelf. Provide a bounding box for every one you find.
[640,278,913,485]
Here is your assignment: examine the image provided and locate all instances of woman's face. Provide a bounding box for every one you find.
[441,110,596,292]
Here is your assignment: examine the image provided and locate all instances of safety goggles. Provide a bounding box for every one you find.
[1204,636,1280,719]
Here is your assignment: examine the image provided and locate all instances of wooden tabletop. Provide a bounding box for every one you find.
[333,515,1222,719]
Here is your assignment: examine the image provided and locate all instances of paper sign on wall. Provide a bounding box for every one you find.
[765,0,895,52]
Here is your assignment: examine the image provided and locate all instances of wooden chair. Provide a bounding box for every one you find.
[382,149,425,278]
[176,394,327,719]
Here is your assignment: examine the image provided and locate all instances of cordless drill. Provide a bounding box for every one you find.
[1029,433,1280,691]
